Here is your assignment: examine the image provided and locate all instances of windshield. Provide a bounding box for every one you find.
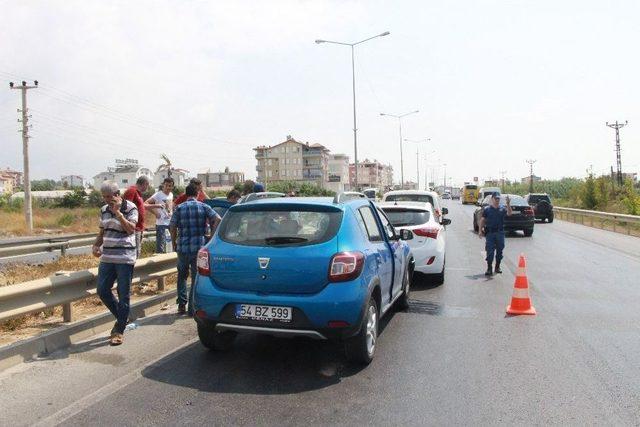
[385,194,434,205]
[381,208,431,227]
[219,209,342,246]
[464,185,478,190]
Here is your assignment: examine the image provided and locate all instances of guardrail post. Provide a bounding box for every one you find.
[60,243,67,257]
[157,277,165,291]
[62,303,74,323]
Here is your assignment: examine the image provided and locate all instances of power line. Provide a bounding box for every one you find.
[605,120,628,186]
[9,79,38,234]
[525,160,536,193]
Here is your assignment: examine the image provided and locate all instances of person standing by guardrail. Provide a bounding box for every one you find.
[92,181,139,346]
[174,178,208,206]
[170,183,221,315]
[145,177,174,253]
[478,193,512,276]
[123,176,151,258]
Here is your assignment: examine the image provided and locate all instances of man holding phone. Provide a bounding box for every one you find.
[92,181,139,346]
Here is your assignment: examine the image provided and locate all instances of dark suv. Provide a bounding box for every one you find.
[524,193,554,223]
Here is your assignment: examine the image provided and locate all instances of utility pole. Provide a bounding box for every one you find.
[9,80,38,234]
[499,170,507,192]
[443,163,447,189]
[526,159,536,193]
[606,120,628,186]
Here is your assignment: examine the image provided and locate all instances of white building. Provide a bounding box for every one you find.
[93,159,154,190]
[153,164,188,188]
[61,175,84,188]
[326,153,350,193]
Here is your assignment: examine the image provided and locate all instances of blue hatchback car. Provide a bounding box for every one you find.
[193,195,415,364]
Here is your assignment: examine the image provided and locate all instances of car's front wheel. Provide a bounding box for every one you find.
[345,297,378,365]
[523,228,534,237]
[197,324,237,351]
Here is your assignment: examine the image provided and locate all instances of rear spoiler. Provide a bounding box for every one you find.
[333,192,366,204]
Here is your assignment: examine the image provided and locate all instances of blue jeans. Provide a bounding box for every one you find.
[97,262,134,334]
[485,231,505,264]
[156,225,169,253]
[177,252,198,310]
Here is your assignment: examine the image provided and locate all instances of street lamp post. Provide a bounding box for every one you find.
[404,138,430,190]
[315,31,390,191]
[380,110,419,189]
[443,163,447,189]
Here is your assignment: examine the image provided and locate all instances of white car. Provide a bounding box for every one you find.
[381,190,447,222]
[379,201,450,284]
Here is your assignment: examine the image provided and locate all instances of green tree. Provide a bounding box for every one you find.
[580,171,597,210]
[621,179,640,215]
[57,188,87,208]
[30,179,57,191]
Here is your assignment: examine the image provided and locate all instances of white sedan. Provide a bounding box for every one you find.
[379,201,450,284]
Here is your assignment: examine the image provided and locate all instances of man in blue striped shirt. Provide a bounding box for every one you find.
[170,183,221,315]
[92,181,138,346]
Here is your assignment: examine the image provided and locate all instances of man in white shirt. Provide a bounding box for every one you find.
[145,177,174,253]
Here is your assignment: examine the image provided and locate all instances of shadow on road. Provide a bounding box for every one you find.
[141,332,369,394]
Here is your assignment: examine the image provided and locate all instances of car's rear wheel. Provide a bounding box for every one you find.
[523,228,534,237]
[473,218,479,232]
[547,213,554,223]
[432,256,445,285]
[345,297,378,365]
[197,324,237,351]
[397,266,411,310]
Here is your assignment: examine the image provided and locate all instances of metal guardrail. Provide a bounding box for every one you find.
[0,252,177,323]
[0,230,155,259]
[554,207,640,235]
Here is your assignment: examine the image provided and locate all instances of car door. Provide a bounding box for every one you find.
[375,207,405,302]
[357,206,393,307]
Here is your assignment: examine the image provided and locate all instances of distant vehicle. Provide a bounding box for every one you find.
[442,193,451,199]
[461,184,479,205]
[193,194,415,364]
[477,187,501,205]
[473,194,535,236]
[525,193,554,223]
[450,188,461,200]
[203,198,234,217]
[362,188,378,200]
[381,190,447,222]
[380,202,451,285]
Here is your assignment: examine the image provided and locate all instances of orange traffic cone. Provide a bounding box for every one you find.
[506,254,536,315]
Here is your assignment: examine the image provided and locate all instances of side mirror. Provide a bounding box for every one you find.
[441,218,452,226]
[400,229,414,240]
[441,207,449,215]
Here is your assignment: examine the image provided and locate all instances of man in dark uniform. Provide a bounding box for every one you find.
[479,192,513,276]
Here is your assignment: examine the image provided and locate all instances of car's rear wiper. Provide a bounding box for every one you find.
[265,236,308,245]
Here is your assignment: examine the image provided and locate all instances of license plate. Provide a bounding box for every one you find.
[235,304,292,322]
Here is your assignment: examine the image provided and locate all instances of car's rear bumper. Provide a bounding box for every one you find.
[504,217,535,230]
[192,275,367,340]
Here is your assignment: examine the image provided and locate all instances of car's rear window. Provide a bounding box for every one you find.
[501,195,527,206]
[219,209,343,246]
[464,185,478,190]
[381,208,430,227]
[385,194,434,205]
[528,195,550,203]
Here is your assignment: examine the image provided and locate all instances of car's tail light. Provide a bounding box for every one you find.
[524,207,534,217]
[426,256,436,265]
[197,248,210,276]
[413,227,439,239]
[328,251,364,282]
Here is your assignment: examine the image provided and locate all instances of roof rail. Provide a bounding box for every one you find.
[333,191,366,204]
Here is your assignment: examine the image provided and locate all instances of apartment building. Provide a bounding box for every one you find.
[197,166,245,190]
[93,159,153,190]
[254,136,330,187]
[0,168,23,188]
[349,159,394,191]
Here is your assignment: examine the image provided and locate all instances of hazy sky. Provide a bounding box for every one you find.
[1,0,639,187]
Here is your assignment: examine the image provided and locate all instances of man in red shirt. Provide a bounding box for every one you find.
[123,175,151,258]
[174,178,207,206]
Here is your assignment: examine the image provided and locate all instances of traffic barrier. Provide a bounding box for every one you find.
[554,207,640,236]
[0,252,177,323]
[0,230,155,260]
[506,254,536,315]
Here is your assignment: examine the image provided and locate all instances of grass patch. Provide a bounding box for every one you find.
[57,212,75,227]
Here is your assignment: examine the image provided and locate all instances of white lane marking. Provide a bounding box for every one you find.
[33,338,198,427]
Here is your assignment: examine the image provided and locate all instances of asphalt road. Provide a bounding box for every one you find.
[1,202,639,426]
